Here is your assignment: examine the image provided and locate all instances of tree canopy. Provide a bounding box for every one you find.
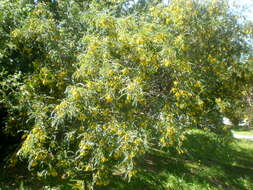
[0,0,252,188]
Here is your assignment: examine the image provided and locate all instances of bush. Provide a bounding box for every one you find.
[0,0,252,188]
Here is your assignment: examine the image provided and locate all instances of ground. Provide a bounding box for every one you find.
[0,131,253,190]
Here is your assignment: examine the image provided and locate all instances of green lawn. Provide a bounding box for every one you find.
[104,139,253,190]
[1,139,253,190]
[232,129,253,137]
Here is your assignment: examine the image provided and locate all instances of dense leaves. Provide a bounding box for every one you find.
[0,0,252,188]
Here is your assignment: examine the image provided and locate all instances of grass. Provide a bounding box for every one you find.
[102,139,253,190]
[1,136,253,190]
[232,128,253,137]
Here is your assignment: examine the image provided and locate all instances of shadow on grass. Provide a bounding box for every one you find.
[102,131,253,190]
[0,162,39,190]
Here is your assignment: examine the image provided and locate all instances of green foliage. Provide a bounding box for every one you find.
[0,0,252,188]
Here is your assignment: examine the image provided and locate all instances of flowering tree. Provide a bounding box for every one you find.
[0,0,252,188]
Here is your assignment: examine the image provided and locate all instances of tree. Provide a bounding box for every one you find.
[0,0,252,188]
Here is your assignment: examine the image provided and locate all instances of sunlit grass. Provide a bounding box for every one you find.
[233,129,253,137]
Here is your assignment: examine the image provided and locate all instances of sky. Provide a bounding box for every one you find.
[231,0,253,21]
[161,0,253,21]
